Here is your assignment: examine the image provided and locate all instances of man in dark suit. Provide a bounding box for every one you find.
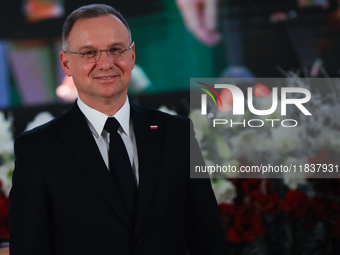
[9,4,228,255]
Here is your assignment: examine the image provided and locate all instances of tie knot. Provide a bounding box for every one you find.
[104,117,120,134]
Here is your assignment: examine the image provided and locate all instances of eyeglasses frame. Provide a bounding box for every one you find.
[63,41,134,62]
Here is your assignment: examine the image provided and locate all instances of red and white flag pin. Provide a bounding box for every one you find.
[150,125,158,130]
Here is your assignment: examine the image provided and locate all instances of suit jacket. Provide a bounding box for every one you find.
[9,101,228,255]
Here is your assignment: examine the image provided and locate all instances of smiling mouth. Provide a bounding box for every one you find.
[95,76,117,80]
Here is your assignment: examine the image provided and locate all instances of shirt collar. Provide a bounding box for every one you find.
[77,97,130,138]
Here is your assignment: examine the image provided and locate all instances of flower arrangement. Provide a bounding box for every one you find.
[190,78,340,254]
[0,112,14,241]
[0,110,54,243]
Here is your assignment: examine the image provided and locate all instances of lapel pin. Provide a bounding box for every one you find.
[150,125,158,130]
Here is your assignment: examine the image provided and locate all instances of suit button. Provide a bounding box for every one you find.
[133,236,141,243]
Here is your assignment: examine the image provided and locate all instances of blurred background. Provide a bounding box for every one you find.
[0,0,225,110]
[1,0,340,110]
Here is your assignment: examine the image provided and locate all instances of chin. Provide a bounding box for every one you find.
[100,90,125,99]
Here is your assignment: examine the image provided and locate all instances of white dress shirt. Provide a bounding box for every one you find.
[77,97,139,185]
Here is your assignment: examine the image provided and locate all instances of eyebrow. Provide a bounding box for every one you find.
[77,42,127,52]
[77,45,96,52]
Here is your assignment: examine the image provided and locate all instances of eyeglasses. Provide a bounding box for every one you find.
[64,41,134,63]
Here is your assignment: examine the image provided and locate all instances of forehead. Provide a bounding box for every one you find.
[68,15,130,50]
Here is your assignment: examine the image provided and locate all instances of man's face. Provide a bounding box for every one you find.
[60,15,135,106]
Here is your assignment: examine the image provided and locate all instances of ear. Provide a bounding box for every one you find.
[131,44,136,70]
[59,51,72,77]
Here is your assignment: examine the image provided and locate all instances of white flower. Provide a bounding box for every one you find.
[157,105,177,115]
[310,128,340,154]
[230,129,266,161]
[319,105,340,127]
[216,138,232,160]
[282,156,309,190]
[254,98,282,126]
[0,111,15,197]
[190,109,209,129]
[220,159,240,178]
[267,125,301,154]
[212,179,237,204]
[215,110,246,131]
[189,109,210,143]
[0,161,14,197]
[25,112,54,131]
[204,159,215,168]
[0,112,14,155]
[194,128,205,144]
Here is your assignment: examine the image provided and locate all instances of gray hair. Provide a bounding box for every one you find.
[62,4,131,50]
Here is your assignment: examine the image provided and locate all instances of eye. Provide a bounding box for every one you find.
[81,50,97,57]
[109,48,123,55]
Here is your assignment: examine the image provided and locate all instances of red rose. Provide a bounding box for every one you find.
[253,192,280,216]
[219,203,235,228]
[227,207,265,242]
[217,88,233,112]
[331,217,340,238]
[229,179,246,205]
[0,225,9,240]
[298,197,333,231]
[242,179,271,198]
[253,83,271,98]
[309,197,331,220]
[327,179,340,197]
[0,192,9,220]
[281,190,308,219]
[309,179,340,197]
[298,197,331,231]
[0,189,9,240]
[331,201,340,220]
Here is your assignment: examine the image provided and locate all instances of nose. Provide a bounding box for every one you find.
[100,50,110,59]
[97,50,114,69]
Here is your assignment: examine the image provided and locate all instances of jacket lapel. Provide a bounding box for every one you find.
[131,103,163,231]
[57,103,132,229]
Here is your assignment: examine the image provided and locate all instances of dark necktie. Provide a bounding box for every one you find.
[104,117,137,221]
